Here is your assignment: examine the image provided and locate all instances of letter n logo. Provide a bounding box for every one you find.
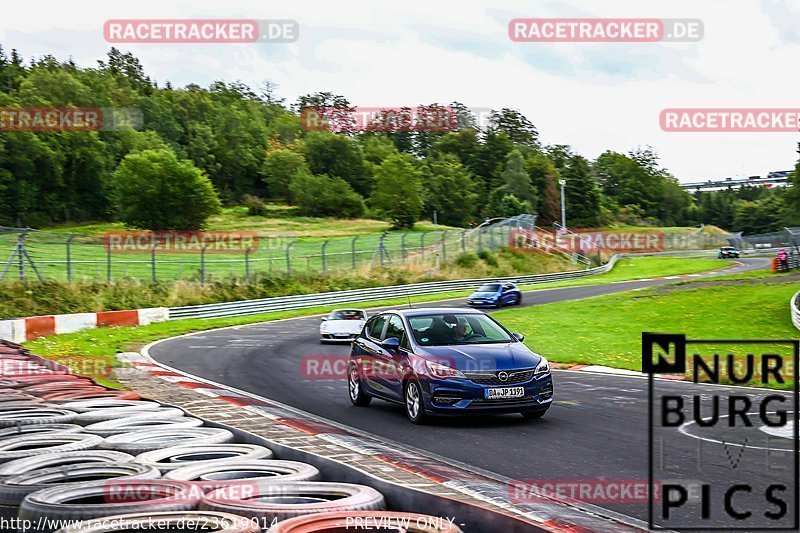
[642,332,686,374]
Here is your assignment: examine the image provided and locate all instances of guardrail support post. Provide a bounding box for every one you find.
[351,236,359,270]
[66,234,75,283]
[321,240,329,272]
[286,241,294,278]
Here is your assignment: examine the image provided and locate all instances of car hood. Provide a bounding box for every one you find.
[322,320,364,332]
[470,292,498,298]
[419,343,542,371]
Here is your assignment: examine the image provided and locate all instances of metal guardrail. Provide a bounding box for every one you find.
[169,255,624,320]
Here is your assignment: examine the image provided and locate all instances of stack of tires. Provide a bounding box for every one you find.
[0,341,461,533]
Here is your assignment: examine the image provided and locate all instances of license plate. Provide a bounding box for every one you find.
[334,333,350,337]
[485,386,525,400]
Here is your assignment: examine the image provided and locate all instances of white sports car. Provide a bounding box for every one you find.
[320,309,368,343]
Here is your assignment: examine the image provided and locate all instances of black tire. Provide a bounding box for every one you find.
[199,481,385,522]
[54,511,263,532]
[135,444,274,473]
[0,462,160,507]
[515,293,522,305]
[520,409,547,420]
[0,433,103,464]
[165,460,321,484]
[19,480,200,531]
[0,405,78,427]
[83,416,203,437]
[0,450,134,479]
[348,365,372,407]
[404,380,427,425]
[0,423,83,441]
[101,427,234,454]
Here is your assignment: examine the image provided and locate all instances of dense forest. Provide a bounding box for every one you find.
[0,46,798,233]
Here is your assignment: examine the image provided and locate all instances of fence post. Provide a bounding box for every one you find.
[379,232,387,267]
[478,228,483,254]
[321,240,329,272]
[201,245,208,284]
[351,236,359,270]
[441,230,447,262]
[106,246,112,283]
[151,242,157,283]
[286,241,294,278]
[420,233,425,259]
[401,232,408,263]
[66,234,75,283]
[461,229,466,254]
[245,246,253,283]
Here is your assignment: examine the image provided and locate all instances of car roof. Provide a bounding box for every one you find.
[330,308,366,313]
[380,307,486,317]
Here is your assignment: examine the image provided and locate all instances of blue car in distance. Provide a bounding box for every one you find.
[467,282,522,308]
[348,308,553,424]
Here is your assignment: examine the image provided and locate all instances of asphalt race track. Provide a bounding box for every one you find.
[152,257,792,525]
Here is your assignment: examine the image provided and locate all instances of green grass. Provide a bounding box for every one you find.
[495,279,800,387]
[517,256,729,291]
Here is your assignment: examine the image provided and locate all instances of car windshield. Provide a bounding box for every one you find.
[408,313,514,346]
[330,310,365,320]
[476,284,500,292]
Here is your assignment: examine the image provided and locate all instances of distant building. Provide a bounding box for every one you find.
[681,171,792,192]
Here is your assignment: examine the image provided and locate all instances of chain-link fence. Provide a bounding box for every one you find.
[0,216,538,284]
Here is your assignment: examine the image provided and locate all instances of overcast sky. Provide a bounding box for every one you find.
[2,0,799,182]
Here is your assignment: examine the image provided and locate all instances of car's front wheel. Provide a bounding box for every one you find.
[515,293,522,305]
[348,366,372,407]
[404,380,427,424]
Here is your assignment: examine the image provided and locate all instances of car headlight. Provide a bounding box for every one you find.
[534,357,550,375]
[425,361,466,379]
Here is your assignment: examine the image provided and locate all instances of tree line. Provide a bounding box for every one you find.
[1,46,798,233]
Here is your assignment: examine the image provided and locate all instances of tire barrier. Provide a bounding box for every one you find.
[134,444,276,473]
[44,390,142,402]
[83,415,204,437]
[54,511,263,532]
[165,460,321,485]
[0,433,103,463]
[0,462,161,517]
[0,423,84,440]
[0,405,78,426]
[199,481,386,522]
[0,451,135,479]
[19,480,201,532]
[101,427,235,454]
[266,511,464,532]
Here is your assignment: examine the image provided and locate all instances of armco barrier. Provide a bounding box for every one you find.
[167,255,623,320]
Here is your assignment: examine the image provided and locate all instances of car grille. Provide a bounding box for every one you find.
[468,395,537,407]
[463,368,535,385]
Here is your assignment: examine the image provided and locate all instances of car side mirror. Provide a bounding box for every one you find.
[321,317,327,322]
[513,332,525,341]
[382,337,400,350]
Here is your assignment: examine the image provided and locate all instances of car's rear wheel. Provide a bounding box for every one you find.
[520,409,547,420]
[404,380,426,425]
[348,367,372,407]
[515,293,522,305]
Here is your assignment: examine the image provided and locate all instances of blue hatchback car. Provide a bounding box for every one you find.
[348,308,553,424]
[467,282,522,308]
